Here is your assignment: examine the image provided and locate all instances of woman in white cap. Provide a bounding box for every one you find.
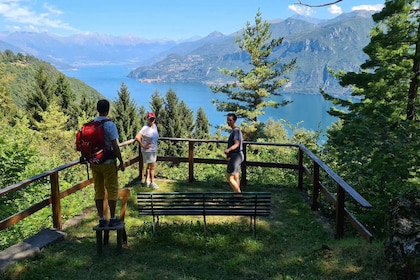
[135,112,159,189]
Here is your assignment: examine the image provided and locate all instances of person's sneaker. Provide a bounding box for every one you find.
[98,218,107,227]
[108,217,121,227]
[145,181,151,187]
[150,182,159,189]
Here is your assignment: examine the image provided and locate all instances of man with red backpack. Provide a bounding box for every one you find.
[90,99,125,227]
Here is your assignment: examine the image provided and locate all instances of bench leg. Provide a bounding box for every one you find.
[252,216,257,238]
[104,230,109,245]
[203,215,207,236]
[117,229,123,252]
[96,230,103,254]
[123,228,128,244]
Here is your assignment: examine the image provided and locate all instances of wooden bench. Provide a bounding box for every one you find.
[93,188,130,253]
[137,192,271,237]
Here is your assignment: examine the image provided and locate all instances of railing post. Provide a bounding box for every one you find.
[241,143,247,187]
[50,171,62,230]
[311,162,320,211]
[188,140,195,182]
[298,147,304,190]
[336,185,345,239]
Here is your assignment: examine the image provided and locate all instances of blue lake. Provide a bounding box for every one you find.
[63,65,337,142]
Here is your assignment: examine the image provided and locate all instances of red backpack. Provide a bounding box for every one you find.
[76,119,114,164]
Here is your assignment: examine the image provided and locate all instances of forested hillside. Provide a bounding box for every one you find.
[128,11,374,95]
[0,49,103,108]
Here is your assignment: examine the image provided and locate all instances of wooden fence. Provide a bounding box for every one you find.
[0,137,373,242]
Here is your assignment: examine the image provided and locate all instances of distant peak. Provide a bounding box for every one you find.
[290,14,324,24]
[205,31,226,38]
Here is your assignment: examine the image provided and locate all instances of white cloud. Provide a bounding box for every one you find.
[43,3,62,15]
[328,4,342,15]
[288,4,314,17]
[0,0,79,33]
[352,4,384,12]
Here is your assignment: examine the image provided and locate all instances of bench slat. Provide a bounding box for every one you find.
[137,192,271,237]
[137,192,271,216]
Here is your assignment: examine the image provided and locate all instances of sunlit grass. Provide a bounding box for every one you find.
[1,180,390,280]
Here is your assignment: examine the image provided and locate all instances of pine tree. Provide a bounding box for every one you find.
[211,10,296,140]
[79,91,97,121]
[26,66,54,126]
[149,90,165,136]
[54,73,77,129]
[154,89,196,157]
[163,89,182,138]
[193,107,210,139]
[112,82,140,142]
[178,101,194,138]
[54,73,74,110]
[322,0,420,235]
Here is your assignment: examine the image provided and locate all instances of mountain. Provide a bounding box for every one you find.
[0,11,375,95]
[129,11,375,95]
[0,32,177,69]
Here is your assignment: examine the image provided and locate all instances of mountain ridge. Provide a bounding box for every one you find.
[0,11,375,95]
[129,10,375,95]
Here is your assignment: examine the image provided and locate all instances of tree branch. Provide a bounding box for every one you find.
[295,0,343,7]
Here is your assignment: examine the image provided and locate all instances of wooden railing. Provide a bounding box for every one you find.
[0,137,373,242]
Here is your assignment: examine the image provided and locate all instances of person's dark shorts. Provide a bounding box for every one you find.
[227,152,244,174]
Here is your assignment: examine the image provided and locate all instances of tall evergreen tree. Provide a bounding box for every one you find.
[112,82,140,142]
[54,73,74,110]
[193,107,210,139]
[79,91,97,121]
[54,73,77,129]
[163,89,183,138]
[149,90,166,136]
[26,66,54,126]
[178,101,194,138]
[35,101,73,160]
[211,10,296,140]
[155,89,195,157]
[322,0,420,235]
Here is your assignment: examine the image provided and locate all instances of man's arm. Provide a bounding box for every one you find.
[111,139,125,171]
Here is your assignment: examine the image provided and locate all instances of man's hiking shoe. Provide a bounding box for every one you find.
[98,218,107,227]
[108,217,121,227]
[150,182,159,189]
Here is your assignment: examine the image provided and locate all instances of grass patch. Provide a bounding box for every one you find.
[1,180,390,279]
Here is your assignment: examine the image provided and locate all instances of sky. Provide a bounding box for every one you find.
[0,0,385,40]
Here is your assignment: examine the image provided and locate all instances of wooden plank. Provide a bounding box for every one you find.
[137,192,271,218]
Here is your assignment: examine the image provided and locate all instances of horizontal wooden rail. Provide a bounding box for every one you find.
[1,137,373,243]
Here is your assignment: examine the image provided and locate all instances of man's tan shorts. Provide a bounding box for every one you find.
[91,162,119,200]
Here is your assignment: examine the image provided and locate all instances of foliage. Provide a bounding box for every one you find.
[54,73,78,129]
[25,66,54,126]
[322,1,420,236]
[0,69,18,122]
[0,118,38,189]
[155,89,195,157]
[210,10,296,140]
[77,91,98,124]
[112,82,141,143]
[193,107,210,139]
[0,49,103,109]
